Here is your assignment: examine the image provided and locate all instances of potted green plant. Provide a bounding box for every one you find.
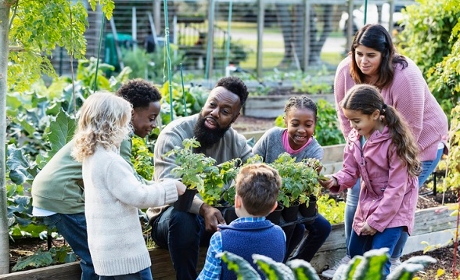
[269,153,323,221]
[164,138,243,211]
[164,138,219,211]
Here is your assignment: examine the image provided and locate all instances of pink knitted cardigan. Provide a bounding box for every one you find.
[334,56,448,161]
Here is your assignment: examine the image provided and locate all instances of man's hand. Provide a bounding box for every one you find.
[199,203,226,232]
[360,222,377,236]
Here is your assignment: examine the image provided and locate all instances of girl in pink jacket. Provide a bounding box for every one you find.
[320,84,421,277]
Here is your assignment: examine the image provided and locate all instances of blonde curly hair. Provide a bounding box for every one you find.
[72,91,132,162]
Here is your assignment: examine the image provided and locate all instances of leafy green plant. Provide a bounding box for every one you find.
[157,81,209,126]
[315,99,345,146]
[164,138,217,191]
[397,0,460,115]
[269,153,322,208]
[444,103,460,193]
[130,136,154,180]
[218,248,436,280]
[120,47,185,84]
[164,138,241,206]
[317,194,345,225]
[12,245,76,272]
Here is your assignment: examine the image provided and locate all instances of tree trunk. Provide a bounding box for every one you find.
[0,0,11,275]
[276,3,334,68]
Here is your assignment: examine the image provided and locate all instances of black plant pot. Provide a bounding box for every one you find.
[173,189,197,212]
[266,204,284,225]
[222,206,238,224]
[299,196,317,217]
[282,203,300,222]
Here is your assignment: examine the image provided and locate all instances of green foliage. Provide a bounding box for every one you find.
[165,138,217,191]
[315,99,345,146]
[292,67,332,94]
[429,23,460,117]
[274,99,344,146]
[269,153,322,208]
[157,81,208,125]
[5,59,129,241]
[130,136,154,180]
[255,254,295,279]
[164,138,241,206]
[6,183,46,239]
[219,248,436,280]
[120,47,185,84]
[444,103,460,192]
[217,251,260,279]
[316,194,345,225]
[7,0,115,92]
[12,245,77,272]
[397,0,460,115]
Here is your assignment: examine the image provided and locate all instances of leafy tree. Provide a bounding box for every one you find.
[0,0,114,274]
[397,0,460,115]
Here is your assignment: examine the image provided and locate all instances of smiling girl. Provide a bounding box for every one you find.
[320,84,421,277]
[252,95,332,263]
[325,23,448,277]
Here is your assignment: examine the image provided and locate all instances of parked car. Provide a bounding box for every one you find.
[339,3,406,35]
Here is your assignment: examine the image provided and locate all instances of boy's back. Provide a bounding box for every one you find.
[220,218,285,280]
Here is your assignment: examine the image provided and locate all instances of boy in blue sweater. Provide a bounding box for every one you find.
[198,163,286,280]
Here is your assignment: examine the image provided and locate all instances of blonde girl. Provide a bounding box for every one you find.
[72,92,185,280]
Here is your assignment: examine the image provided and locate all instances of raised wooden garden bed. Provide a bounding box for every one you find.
[243,94,335,118]
[0,248,206,280]
[2,204,455,279]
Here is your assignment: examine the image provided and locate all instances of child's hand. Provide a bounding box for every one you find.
[175,181,186,196]
[360,222,377,236]
[319,175,337,189]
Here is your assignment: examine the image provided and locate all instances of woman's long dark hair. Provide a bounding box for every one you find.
[350,24,408,89]
[341,84,421,177]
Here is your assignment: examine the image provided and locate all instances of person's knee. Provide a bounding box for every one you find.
[317,219,332,237]
[168,210,201,246]
[169,209,200,229]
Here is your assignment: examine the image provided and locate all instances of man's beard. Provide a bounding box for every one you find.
[194,114,231,149]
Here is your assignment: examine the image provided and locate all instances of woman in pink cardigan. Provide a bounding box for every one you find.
[321,24,448,278]
[321,84,421,277]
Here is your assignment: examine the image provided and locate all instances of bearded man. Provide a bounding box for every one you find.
[147,76,253,280]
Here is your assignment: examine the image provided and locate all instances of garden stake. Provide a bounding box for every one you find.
[93,14,106,92]
[180,63,187,116]
[224,0,233,70]
[163,0,174,121]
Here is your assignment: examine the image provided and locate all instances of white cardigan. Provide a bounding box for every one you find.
[83,146,178,276]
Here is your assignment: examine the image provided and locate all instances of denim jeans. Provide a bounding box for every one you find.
[289,214,332,262]
[99,267,152,280]
[349,227,403,277]
[151,207,211,280]
[344,146,444,258]
[44,213,98,280]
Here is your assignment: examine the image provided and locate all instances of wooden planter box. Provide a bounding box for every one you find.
[0,248,206,280]
[1,205,455,279]
[243,93,335,118]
